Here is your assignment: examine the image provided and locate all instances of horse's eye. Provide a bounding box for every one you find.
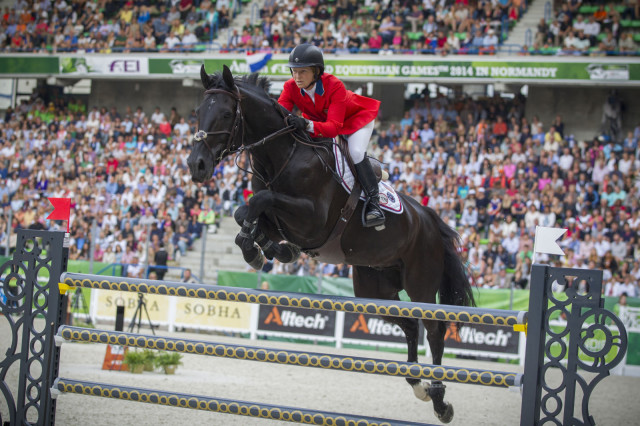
[224,111,233,119]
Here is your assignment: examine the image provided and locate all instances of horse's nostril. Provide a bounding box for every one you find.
[197,159,205,171]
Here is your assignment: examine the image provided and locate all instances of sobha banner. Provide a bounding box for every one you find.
[91,289,252,331]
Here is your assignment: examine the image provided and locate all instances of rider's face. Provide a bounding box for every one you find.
[291,67,315,89]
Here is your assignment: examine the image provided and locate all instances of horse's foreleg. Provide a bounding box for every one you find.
[424,320,454,424]
[233,205,265,270]
[239,191,311,264]
[234,197,297,264]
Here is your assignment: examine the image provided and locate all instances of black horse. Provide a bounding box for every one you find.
[187,65,474,423]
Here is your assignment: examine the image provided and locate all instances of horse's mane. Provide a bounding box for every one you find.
[208,72,272,100]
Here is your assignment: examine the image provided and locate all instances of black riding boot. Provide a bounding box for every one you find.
[355,159,385,228]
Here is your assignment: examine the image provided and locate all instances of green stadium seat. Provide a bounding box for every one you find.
[408,32,422,40]
[506,268,516,274]
[455,32,466,40]
[621,19,632,27]
[632,20,640,27]
[633,33,640,42]
[540,46,560,55]
[479,239,489,245]
[597,32,606,41]
[578,5,597,14]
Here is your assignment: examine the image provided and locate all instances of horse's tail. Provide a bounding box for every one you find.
[436,215,476,309]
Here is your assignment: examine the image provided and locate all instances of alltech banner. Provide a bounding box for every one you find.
[443,323,520,356]
[1,55,639,83]
[257,305,336,337]
[342,313,424,345]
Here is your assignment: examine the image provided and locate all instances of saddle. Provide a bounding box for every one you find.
[334,136,384,182]
[303,136,383,264]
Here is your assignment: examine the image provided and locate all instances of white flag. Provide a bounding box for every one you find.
[533,226,567,256]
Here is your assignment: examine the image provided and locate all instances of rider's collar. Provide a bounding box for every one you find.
[300,79,324,97]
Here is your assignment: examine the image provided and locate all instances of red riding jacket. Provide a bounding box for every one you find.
[278,73,381,139]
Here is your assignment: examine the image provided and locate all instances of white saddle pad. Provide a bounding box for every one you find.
[333,144,404,214]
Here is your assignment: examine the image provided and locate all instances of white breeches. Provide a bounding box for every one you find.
[346,119,375,163]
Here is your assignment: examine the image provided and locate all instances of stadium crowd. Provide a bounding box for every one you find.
[0,0,531,55]
[530,1,640,55]
[0,84,639,298]
[3,0,640,55]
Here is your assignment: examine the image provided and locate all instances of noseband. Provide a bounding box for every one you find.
[193,86,243,161]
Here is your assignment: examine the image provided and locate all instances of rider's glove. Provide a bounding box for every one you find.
[287,115,309,132]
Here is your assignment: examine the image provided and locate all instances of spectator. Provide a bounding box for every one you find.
[152,242,169,280]
[483,28,499,50]
[181,28,199,46]
[172,224,192,258]
[619,32,638,52]
[182,268,197,283]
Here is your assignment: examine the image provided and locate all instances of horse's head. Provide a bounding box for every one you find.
[188,64,243,183]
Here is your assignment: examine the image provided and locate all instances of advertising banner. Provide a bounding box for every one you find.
[174,298,251,330]
[59,56,149,76]
[0,56,58,74]
[93,289,169,324]
[1,55,639,83]
[257,305,336,337]
[443,323,520,355]
[149,57,640,82]
[342,313,424,345]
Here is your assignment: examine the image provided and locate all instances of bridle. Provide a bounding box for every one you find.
[193,86,244,163]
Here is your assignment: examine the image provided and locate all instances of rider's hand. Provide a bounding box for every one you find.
[287,115,308,132]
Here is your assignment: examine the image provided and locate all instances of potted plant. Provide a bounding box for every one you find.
[123,350,145,374]
[155,351,182,375]
[142,349,157,372]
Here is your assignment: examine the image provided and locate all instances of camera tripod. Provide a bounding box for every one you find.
[128,292,156,335]
[70,287,93,326]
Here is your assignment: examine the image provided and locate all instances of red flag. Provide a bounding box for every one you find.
[47,198,71,232]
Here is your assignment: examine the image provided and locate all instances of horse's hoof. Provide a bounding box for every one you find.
[411,382,431,402]
[436,402,454,424]
[277,241,300,264]
[233,205,249,226]
[247,247,265,270]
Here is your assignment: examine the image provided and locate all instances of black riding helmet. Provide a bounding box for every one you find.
[288,44,325,79]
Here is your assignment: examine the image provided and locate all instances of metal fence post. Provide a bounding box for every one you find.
[0,230,68,425]
[200,225,207,282]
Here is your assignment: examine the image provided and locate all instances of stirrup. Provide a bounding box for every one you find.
[362,198,385,228]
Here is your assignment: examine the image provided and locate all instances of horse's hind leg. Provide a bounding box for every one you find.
[352,267,433,404]
[423,319,454,423]
[380,313,455,423]
[402,254,454,423]
[380,315,433,402]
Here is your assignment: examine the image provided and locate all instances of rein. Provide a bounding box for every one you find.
[195,85,343,188]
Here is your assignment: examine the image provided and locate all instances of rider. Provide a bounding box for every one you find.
[278,43,385,228]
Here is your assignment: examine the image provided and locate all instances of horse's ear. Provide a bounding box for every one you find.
[222,65,235,90]
[200,64,213,89]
